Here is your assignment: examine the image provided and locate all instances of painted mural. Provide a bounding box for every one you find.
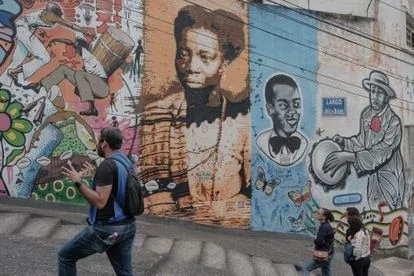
[249,5,318,234]
[311,70,411,251]
[0,0,412,256]
[139,0,250,228]
[0,0,143,203]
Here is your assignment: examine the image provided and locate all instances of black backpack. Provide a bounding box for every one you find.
[109,156,145,216]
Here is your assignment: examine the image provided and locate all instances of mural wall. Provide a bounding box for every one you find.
[0,0,142,203]
[1,0,413,255]
[249,5,317,234]
[139,0,251,228]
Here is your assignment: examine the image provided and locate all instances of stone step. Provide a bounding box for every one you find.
[17,217,61,238]
[51,224,84,240]
[169,240,202,263]
[273,263,299,276]
[143,237,174,255]
[0,212,31,234]
[252,256,280,276]
[151,259,227,276]
[133,232,148,248]
[200,241,227,270]
[226,249,255,276]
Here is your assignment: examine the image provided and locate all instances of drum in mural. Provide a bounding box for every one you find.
[309,138,350,191]
[92,26,135,76]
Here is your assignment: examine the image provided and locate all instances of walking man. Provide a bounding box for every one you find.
[59,127,136,275]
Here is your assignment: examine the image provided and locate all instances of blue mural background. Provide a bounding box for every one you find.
[249,5,318,233]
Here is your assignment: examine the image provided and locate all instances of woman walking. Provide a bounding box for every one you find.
[346,215,371,276]
[302,208,335,276]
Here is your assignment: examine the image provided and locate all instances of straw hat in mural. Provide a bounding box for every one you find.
[362,70,396,98]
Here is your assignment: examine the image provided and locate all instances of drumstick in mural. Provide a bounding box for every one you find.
[320,70,407,211]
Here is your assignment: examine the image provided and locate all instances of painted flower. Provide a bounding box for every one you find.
[0,89,33,147]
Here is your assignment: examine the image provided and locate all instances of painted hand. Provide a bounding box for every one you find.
[81,161,96,178]
[322,151,355,177]
[61,160,83,183]
[332,135,344,146]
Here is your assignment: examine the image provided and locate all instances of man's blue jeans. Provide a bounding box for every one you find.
[57,222,136,276]
[302,254,334,276]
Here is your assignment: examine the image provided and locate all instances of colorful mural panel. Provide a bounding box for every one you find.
[0,0,143,202]
[249,5,318,233]
[139,0,250,227]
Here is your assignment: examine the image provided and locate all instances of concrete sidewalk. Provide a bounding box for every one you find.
[0,197,410,275]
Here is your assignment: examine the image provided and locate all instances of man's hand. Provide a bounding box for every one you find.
[332,134,344,146]
[62,160,83,183]
[81,162,96,178]
[322,151,355,177]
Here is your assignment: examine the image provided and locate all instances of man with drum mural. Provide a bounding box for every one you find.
[24,35,109,116]
[256,74,308,166]
[0,2,88,87]
[322,70,407,210]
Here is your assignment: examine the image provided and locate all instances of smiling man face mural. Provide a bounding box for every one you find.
[267,82,301,137]
[0,0,21,66]
[256,74,308,166]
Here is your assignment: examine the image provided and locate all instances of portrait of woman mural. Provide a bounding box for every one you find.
[139,3,250,227]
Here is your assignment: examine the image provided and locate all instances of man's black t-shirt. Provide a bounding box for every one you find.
[94,159,118,221]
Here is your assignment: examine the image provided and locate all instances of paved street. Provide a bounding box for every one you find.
[0,197,410,275]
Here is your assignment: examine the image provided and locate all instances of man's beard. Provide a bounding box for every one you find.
[97,145,105,158]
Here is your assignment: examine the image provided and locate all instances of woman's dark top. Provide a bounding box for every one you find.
[314,221,335,254]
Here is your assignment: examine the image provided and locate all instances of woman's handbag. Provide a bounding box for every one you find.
[343,241,355,264]
[312,250,329,262]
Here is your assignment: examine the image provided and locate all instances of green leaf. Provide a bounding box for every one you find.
[6,148,25,165]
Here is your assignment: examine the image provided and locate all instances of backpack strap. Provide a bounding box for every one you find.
[108,156,133,173]
[107,156,132,211]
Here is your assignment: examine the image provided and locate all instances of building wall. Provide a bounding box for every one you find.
[1,0,413,256]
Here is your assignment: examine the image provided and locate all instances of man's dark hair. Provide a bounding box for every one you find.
[346,207,360,217]
[174,5,245,62]
[100,127,123,150]
[347,215,365,237]
[265,74,298,104]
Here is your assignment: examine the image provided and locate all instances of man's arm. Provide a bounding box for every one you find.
[353,115,402,174]
[76,182,112,210]
[62,161,112,210]
[342,112,366,152]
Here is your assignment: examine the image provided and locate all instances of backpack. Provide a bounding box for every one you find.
[109,156,145,216]
[344,241,355,264]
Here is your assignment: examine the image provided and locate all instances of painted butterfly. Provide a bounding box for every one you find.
[287,180,311,207]
[288,210,305,231]
[255,166,280,196]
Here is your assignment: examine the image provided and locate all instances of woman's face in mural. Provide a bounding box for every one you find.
[175,27,227,90]
[0,0,21,65]
[266,84,301,137]
[370,85,388,112]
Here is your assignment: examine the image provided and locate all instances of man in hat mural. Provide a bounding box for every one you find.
[322,70,407,210]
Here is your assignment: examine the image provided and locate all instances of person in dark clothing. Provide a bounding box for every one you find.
[346,216,371,276]
[58,127,136,275]
[344,207,361,238]
[302,208,335,276]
